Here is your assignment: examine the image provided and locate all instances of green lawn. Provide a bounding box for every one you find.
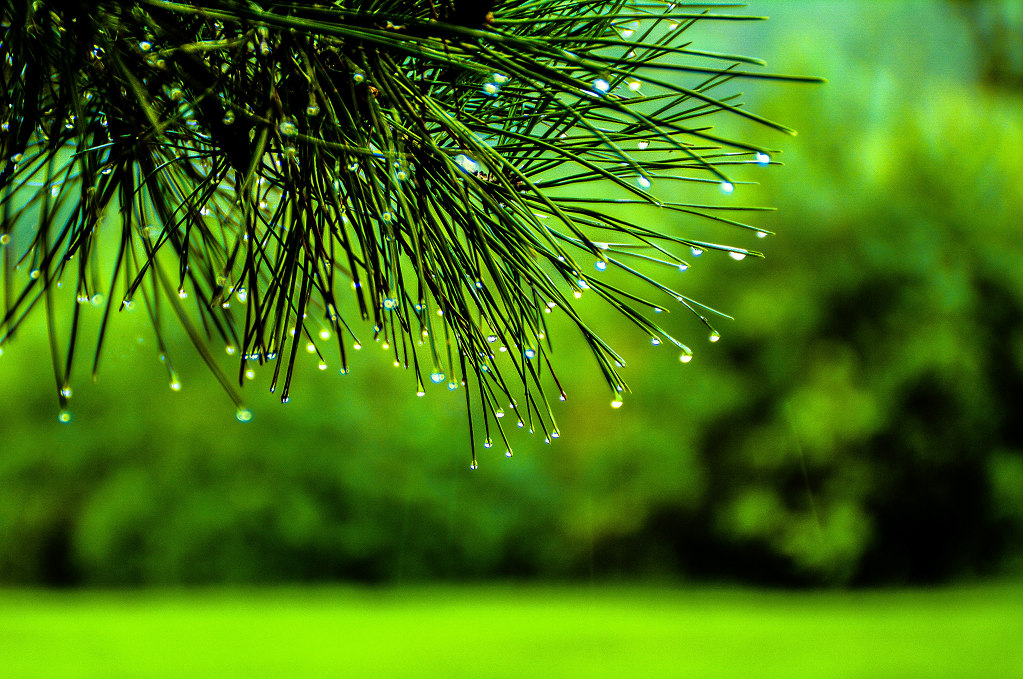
[1,583,1021,678]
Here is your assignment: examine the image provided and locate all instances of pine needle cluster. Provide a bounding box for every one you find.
[0,0,818,463]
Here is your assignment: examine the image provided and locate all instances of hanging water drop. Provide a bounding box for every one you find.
[720,181,735,194]
[60,385,73,398]
[592,78,610,94]
[235,407,253,422]
[729,251,747,261]
[611,399,623,408]
[755,152,771,165]
[353,73,365,84]
[637,140,649,150]
[651,337,661,346]
[756,231,768,239]
[430,372,445,383]
[524,349,536,359]
[139,41,152,52]
[595,260,607,272]
[636,175,652,189]
[57,409,73,424]
[306,103,320,117]
[278,120,298,137]
[690,247,703,257]
[709,330,721,343]
[679,347,693,363]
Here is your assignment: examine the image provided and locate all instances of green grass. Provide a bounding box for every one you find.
[2,583,1021,678]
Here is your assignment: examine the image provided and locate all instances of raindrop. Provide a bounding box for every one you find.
[636,176,652,189]
[380,211,395,224]
[483,82,500,96]
[729,251,747,261]
[491,73,509,84]
[720,181,735,194]
[318,362,327,370]
[430,372,445,383]
[592,78,610,94]
[90,293,104,306]
[448,382,458,390]
[595,261,607,272]
[611,399,623,408]
[278,120,298,137]
[225,345,236,355]
[235,407,253,422]
[651,337,661,346]
[168,88,184,101]
[319,329,330,340]
[454,154,479,173]
[353,73,365,84]
[483,439,494,449]
[177,289,187,299]
[524,349,536,359]
[487,334,498,343]
[306,104,320,117]
[495,409,506,418]
[30,269,41,279]
[709,330,721,343]
[755,152,771,165]
[679,347,694,363]
[382,297,398,310]
[505,451,513,457]
[637,140,649,150]
[169,378,182,391]
[691,247,703,257]
[305,343,316,354]
[60,385,73,398]
[139,41,152,52]
[58,409,73,424]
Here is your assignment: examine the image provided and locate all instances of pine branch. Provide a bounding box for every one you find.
[0,0,820,465]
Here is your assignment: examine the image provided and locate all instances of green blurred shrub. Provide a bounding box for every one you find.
[2,4,1021,587]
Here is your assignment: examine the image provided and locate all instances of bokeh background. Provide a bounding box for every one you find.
[2,0,1022,589]
[1,1,1022,675]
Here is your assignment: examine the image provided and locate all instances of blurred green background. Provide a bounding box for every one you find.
[2,1,1023,676]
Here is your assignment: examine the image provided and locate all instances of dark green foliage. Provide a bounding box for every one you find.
[0,0,816,457]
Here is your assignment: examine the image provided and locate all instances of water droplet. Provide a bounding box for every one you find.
[524,349,536,359]
[353,342,362,350]
[382,297,398,310]
[636,176,652,189]
[139,41,152,52]
[491,73,509,84]
[720,181,735,194]
[495,409,506,418]
[448,382,458,390]
[651,337,661,346]
[353,73,365,84]
[394,169,408,181]
[483,439,493,449]
[755,152,771,165]
[592,78,610,94]
[729,251,747,261]
[594,260,608,272]
[756,231,768,239]
[177,289,187,299]
[691,247,703,257]
[29,269,41,279]
[470,461,479,470]
[430,372,445,383]
[551,431,560,439]
[628,80,642,92]
[278,120,298,137]
[505,450,513,457]
[318,362,327,370]
[235,407,253,422]
[60,385,73,398]
[90,293,104,306]
[305,343,316,354]
[417,390,426,397]
[168,88,184,101]
[380,211,395,224]
[709,330,721,343]
[10,153,23,163]
[454,154,479,173]
[637,140,649,150]
[611,399,623,408]
[245,369,256,380]
[679,347,694,363]
[58,409,73,424]
[306,104,320,117]
[0,234,9,245]
[483,82,500,96]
